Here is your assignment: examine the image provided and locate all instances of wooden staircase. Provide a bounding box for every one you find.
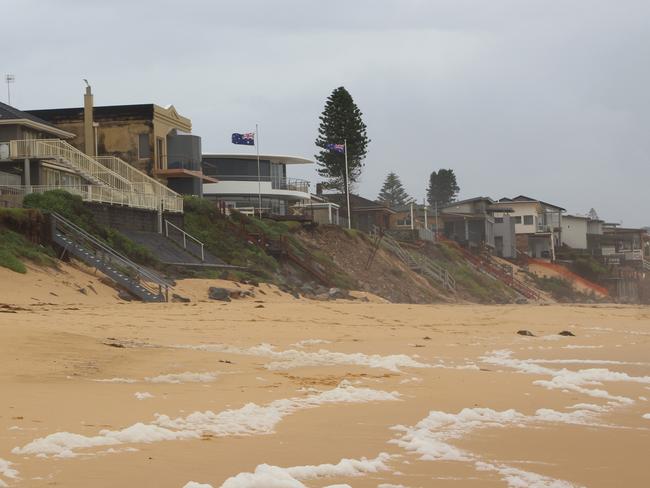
[444,239,540,300]
[378,230,456,291]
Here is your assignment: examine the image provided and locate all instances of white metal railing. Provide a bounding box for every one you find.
[164,219,204,262]
[9,139,183,213]
[96,156,183,213]
[10,139,133,193]
[418,227,436,242]
[0,185,160,210]
[624,250,643,261]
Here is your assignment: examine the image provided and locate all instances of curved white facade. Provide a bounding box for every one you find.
[201,153,312,214]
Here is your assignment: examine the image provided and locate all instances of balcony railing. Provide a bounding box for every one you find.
[273,177,309,193]
[0,185,161,211]
[201,174,309,194]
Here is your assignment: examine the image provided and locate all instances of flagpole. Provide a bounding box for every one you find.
[344,139,351,230]
[256,123,262,218]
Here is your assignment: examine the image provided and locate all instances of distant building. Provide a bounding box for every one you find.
[322,193,394,232]
[591,225,648,269]
[439,196,517,258]
[492,195,565,260]
[201,153,312,215]
[0,101,76,191]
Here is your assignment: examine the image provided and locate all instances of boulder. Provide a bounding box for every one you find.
[328,288,350,300]
[172,293,191,303]
[558,330,576,336]
[517,330,535,337]
[208,287,231,302]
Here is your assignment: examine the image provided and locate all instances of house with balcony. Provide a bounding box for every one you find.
[321,193,394,232]
[0,100,183,215]
[201,153,311,215]
[589,224,648,270]
[492,195,565,260]
[438,197,517,258]
[27,85,212,196]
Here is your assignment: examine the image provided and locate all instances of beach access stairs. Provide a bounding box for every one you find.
[226,218,334,287]
[117,220,228,268]
[443,239,540,300]
[50,213,172,302]
[373,229,456,291]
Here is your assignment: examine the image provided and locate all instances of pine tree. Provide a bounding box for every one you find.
[588,208,599,220]
[314,87,370,193]
[377,172,413,208]
[427,169,459,206]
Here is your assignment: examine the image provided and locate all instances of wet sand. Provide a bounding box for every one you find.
[0,282,649,487]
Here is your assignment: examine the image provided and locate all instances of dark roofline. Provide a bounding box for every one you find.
[0,101,64,130]
[27,104,156,122]
[498,195,566,211]
[442,196,495,208]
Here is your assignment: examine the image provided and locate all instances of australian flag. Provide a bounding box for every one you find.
[326,143,345,154]
[232,132,255,146]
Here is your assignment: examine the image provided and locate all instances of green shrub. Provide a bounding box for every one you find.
[571,256,608,282]
[0,229,56,273]
[23,190,159,268]
[532,275,596,302]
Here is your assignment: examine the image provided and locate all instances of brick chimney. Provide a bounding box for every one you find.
[83,80,95,156]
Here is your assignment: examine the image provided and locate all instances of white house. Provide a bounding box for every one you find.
[201,153,312,215]
[561,215,589,249]
[491,195,565,260]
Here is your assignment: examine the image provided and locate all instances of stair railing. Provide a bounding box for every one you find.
[164,219,205,262]
[11,139,132,193]
[96,156,183,213]
[380,229,455,291]
[51,212,172,300]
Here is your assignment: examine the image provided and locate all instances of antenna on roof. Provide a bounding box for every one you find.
[5,74,15,105]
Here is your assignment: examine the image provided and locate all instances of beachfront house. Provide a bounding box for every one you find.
[323,193,395,232]
[437,197,516,258]
[492,195,565,260]
[201,153,312,216]
[561,214,606,250]
[27,86,212,196]
[0,102,78,207]
[0,98,184,225]
[589,224,648,269]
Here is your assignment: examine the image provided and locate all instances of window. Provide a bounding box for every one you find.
[513,216,522,224]
[494,217,504,224]
[397,217,411,226]
[523,215,534,225]
[138,134,151,159]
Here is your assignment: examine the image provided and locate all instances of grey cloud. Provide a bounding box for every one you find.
[3,0,649,225]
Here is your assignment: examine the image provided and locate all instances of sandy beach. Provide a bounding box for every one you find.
[1,275,649,487]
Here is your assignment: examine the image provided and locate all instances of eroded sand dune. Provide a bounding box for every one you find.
[0,280,649,487]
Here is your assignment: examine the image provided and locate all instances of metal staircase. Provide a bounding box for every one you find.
[50,213,172,302]
[378,230,456,291]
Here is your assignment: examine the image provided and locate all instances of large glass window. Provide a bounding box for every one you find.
[523,215,534,225]
[202,158,271,180]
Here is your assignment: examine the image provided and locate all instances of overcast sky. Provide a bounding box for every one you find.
[4,0,649,226]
